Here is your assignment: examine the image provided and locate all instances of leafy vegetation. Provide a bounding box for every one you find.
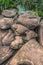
[0,0,43,16]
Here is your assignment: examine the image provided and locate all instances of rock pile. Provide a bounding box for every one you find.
[0,10,43,65]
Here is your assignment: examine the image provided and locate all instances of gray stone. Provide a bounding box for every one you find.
[2,9,18,18]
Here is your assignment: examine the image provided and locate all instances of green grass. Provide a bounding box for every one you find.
[32,10,43,17]
[0,0,43,16]
[0,0,17,9]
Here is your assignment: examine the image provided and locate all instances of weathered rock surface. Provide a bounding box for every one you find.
[6,39,43,65]
[10,36,23,49]
[0,46,13,64]
[2,9,18,18]
[39,20,43,46]
[0,11,43,65]
[2,30,14,46]
[0,18,13,30]
[0,30,8,45]
[10,31,37,49]
[17,13,39,29]
[11,24,28,34]
[23,31,38,41]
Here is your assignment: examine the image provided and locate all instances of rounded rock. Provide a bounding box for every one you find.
[0,18,13,30]
[2,9,18,18]
[11,24,28,34]
[17,13,39,30]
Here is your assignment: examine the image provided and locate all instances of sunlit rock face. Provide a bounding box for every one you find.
[6,39,43,65]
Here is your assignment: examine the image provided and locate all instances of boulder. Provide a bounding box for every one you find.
[17,13,39,29]
[11,24,28,34]
[6,39,43,65]
[23,31,38,41]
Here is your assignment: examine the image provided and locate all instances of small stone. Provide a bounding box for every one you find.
[7,39,43,65]
[11,24,28,34]
[2,9,18,18]
[2,30,14,46]
[24,31,38,41]
[10,36,23,49]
